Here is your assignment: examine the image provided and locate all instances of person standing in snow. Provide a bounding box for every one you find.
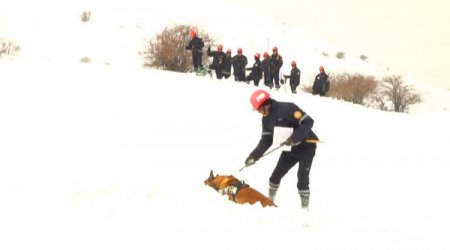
[244,89,319,209]
[231,48,248,82]
[245,52,263,86]
[270,47,283,90]
[222,48,233,79]
[185,28,205,72]
[284,60,301,94]
[207,44,226,79]
[261,52,273,88]
[312,65,330,96]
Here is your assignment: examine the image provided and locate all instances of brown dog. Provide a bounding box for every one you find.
[204,170,276,208]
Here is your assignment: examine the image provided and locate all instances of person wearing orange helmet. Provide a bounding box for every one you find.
[270,47,283,90]
[283,60,301,94]
[222,49,233,79]
[207,44,226,79]
[231,48,248,82]
[245,52,263,86]
[245,89,319,209]
[312,65,330,96]
[185,28,205,72]
[261,52,273,88]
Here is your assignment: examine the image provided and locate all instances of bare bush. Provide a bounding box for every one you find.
[322,51,329,57]
[80,57,91,63]
[81,11,91,22]
[360,55,368,62]
[0,39,21,57]
[336,51,345,59]
[141,24,214,72]
[327,73,378,105]
[380,75,422,112]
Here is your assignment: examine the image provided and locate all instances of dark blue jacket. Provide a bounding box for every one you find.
[249,100,318,159]
[288,67,301,87]
[312,72,329,94]
[247,59,263,79]
[207,46,226,69]
[186,37,204,55]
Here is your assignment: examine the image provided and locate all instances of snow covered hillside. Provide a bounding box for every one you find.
[2,0,450,113]
[1,1,450,250]
[1,61,450,250]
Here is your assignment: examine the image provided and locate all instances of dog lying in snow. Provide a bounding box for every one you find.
[204,170,276,208]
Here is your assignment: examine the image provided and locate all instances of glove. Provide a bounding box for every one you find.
[282,137,296,146]
[245,156,257,166]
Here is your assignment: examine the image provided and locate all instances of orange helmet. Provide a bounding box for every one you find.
[250,89,270,110]
[189,28,197,38]
[217,44,223,52]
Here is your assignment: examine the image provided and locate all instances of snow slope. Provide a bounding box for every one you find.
[1,1,450,250]
[1,61,450,250]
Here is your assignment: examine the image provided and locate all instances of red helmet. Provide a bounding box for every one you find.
[189,28,197,38]
[254,53,260,59]
[291,60,296,67]
[237,48,243,54]
[250,89,270,110]
[263,52,269,58]
[319,65,325,73]
[217,44,223,52]
[272,46,278,52]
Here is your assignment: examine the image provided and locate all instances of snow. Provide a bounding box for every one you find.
[1,1,450,250]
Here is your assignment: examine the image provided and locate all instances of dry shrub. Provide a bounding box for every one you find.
[336,51,345,59]
[328,73,378,105]
[302,72,422,113]
[81,11,91,22]
[380,75,422,112]
[360,55,368,62]
[0,39,21,57]
[141,24,214,72]
[80,57,91,63]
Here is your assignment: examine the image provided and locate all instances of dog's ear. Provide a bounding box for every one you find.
[209,170,214,179]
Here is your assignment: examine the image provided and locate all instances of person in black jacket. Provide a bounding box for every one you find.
[207,44,226,79]
[231,48,248,82]
[261,52,273,88]
[312,65,330,96]
[270,47,283,90]
[284,60,301,94]
[185,28,205,71]
[245,53,263,86]
[222,49,232,79]
[245,89,319,209]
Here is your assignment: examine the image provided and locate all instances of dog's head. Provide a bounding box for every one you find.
[204,170,238,190]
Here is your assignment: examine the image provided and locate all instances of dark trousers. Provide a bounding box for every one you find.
[270,69,281,88]
[245,73,261,86]
[234,70,246,82]
[209,65,223,79]
[312,90,325,97]
[192,52,203,70]
[269,150,315,190]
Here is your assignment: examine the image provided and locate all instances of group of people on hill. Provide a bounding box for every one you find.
[185,28,331,96]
